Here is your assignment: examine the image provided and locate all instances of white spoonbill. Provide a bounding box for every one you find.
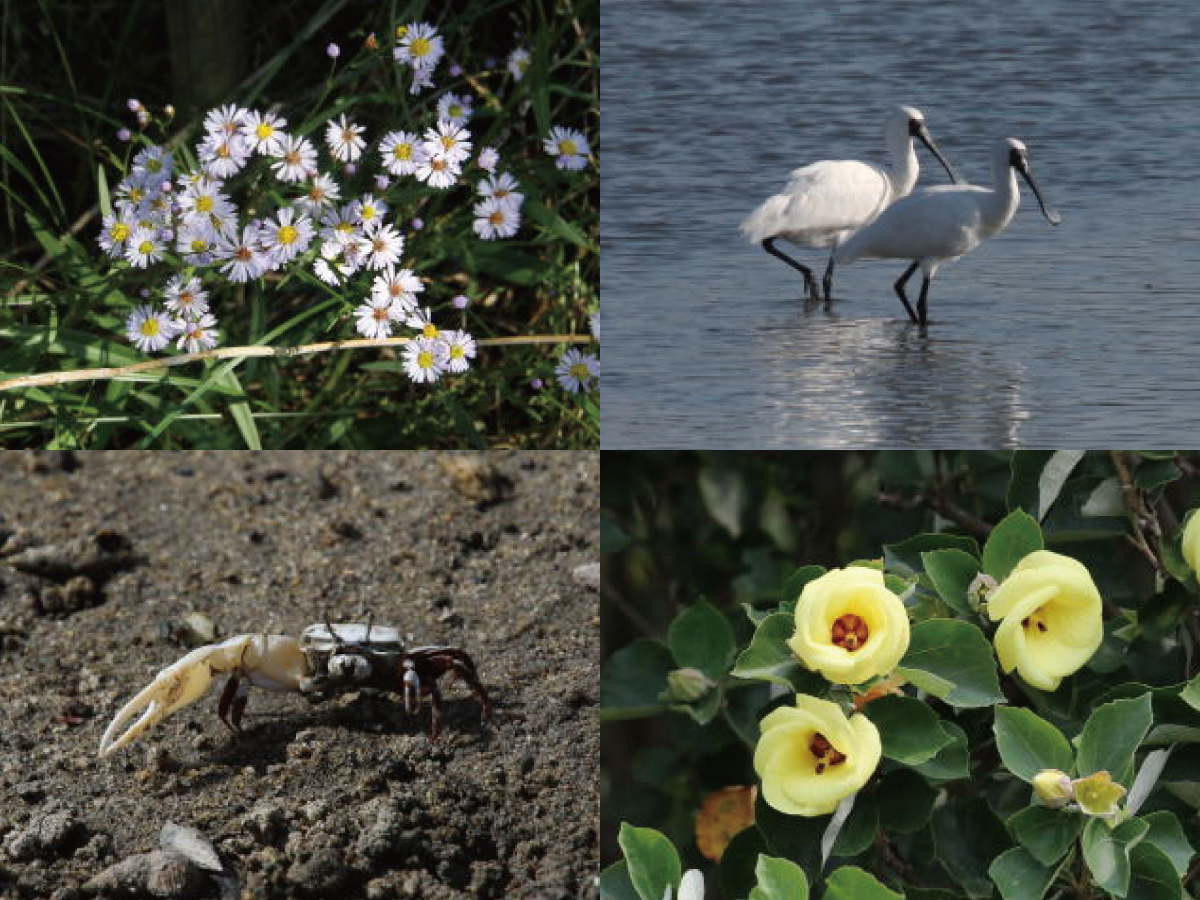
[834,137,1061,326]
[740,105,959,302]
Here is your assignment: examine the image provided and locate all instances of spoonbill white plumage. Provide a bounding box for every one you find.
[740,105,960,302]
[834,137,1061,326]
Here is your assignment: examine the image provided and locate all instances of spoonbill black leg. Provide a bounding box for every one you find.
[893,261,921,324]
[916,276,932,326]
[822,252,836,302]
[763,238,821,301]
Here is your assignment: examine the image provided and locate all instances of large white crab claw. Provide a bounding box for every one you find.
[99,633,306,757]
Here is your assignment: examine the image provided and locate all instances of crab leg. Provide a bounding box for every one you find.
[99,633,306,756]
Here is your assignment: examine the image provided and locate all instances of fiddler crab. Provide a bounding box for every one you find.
[98,619,491,756]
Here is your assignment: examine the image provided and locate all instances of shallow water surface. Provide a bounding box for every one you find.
[601,0,1200,447]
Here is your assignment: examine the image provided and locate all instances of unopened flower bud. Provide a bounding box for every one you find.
[662,667,715,703]
[1032,769,1074,808]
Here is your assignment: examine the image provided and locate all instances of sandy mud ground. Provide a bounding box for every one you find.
[0,451,598,899]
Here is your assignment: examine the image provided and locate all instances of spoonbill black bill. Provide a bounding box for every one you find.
[740,105,960,302]
[834,137,1060,326]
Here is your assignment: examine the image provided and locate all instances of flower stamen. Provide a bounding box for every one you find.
[831,613,870,652]
[809,732,848,775]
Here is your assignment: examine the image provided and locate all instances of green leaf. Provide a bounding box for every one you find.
[97,164,112,219]
[782,565,827,606]
[1008,450,1057,515]
[215,368,261,449]
[884,533,980,575]
[982,510,1045,580]
[720,827,769,900]
[1081,816,1149,898]
[1075,693,1154,784]
[988,846,1056,900]
[895,619,1005,707]
[601,640,674,720]
[1140,811,1193,877]
[993,706,1075,782]
[1128,841,1184,900]
[913,720,971,782]
[920,549,980,616]
[667,599,736,680]
[821,866,903,900]
[731,613,813,693]
[932,798,1011,898]
[618,823,681,900]
[830,790,878,858]
[747,854,808,900]
[1135,458,1182,491]
[876,769,936,833]
[1036,450,1087,521]
[599,861,643,900]
[1006,806,1083,866]
[1180,671,1200,714]
[862,695,954,765]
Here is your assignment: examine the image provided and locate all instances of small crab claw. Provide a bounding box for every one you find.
[99,633,306,757]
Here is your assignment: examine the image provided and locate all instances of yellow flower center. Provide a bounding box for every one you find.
[360,205,377,220]
[137,240,154,254]
[217,143,231,159]
[190,239,208,252]
[832,614,870,652]
[440,135,456,151]
[278,225,298,245]
[395,25,408,39]
[256,122,274,139]
[410,37,431,57]
[335,222,354,234]
[488,211,505,226]
[809,732,847,775]
[111,223,130,242]
[197,195,213,212]
[569,362,590,381]
[422,323,438,339]
[448,104,463,118]
[450,345,464,359]
[139,318,161,337]
[146,158,162,173]
[559,139,578,156]
[418,350,433,368]
[392,143,413,160]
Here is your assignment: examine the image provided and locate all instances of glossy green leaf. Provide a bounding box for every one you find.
[920,548,980,616]
[731,613,812,692]
[896,619,1004,707]
[993,706,1075,782]
[1180,671,1200,714]
[877,768,936,833]
[599,861,643,900]
[667,599,736,680]
[1006,805,1083,866]
[747,854,808,900]
[1075,693,1154,784]
[601,640,673,720]
[782,565,827,606]
[1135,458,1182,491]
[988,846,1056,900]
[1007,450,1057,515]
[913,720,971,782]
[1140,810,1193,877]
[821,866,903,900]
[618,823,681,900]
[1127,841,1183,900]
[932,798,1010,898]
[720,827,769,900]
[1081,816,1148,898]
[883,533,981,576]
[862,695,954,765]
[982,509,1044,580]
